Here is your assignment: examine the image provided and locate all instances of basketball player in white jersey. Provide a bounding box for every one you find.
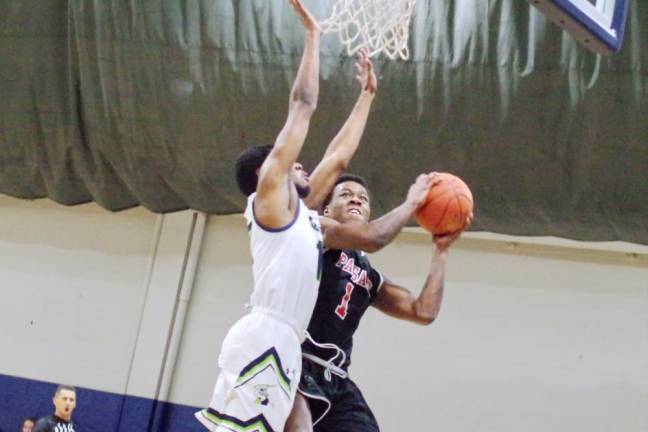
[196,1,433,431]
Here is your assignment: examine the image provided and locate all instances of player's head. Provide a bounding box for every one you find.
[291,161,311,198]
[323,173,371,223]
[21,417,36,432]
[52,385,76,421]
[235,145,310,198]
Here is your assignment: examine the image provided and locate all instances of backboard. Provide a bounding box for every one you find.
[530,0,630,54]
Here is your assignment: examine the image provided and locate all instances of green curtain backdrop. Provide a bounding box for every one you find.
[0,0,646,243]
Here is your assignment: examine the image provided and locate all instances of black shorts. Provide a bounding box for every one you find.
[297,357,379,432]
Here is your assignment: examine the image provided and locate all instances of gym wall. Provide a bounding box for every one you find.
[1,195,646,431]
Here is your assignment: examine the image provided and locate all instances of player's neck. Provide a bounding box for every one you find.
[289,184,301,211]
[54,412,71,422]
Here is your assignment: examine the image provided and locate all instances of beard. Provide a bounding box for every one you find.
[296,183,311,199]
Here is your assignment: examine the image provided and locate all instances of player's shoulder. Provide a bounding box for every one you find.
[243,193,256,223]
[36,415,56,424]
[32,416,55,432]
[324,247,361,256]
[245,194,315,235]
[348,248,373,264]
[304,204,321,228]
[325,248,373,266]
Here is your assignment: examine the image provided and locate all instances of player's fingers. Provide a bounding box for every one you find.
[358,48,366,61]
[433,234,450,248]
[429,172,442,186]
[292,0,306,16]
[438,229,460,245]
[357,49,367,62]
[417,173,432,185]
[465,214,473,228]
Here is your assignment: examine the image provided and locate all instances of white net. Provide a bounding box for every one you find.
[320,0,416,60]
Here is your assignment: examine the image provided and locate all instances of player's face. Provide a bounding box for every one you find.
[291,162,311,198]
[325,181,371,223]
[22,420,34,432]
[53,389,76,421]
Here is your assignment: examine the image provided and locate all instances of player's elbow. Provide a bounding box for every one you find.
[360,227,389,253]
[413,304,439,326]
[363,244,381,254]
[415,314,437,326]
[290,91,318,113]
[373,233,392,252]
[362,236,387,253]
[327,154,350,173]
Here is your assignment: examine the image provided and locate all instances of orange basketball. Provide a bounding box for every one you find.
[416,173,473,235]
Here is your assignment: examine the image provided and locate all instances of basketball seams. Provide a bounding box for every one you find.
[416,173,473,235]
[419,184,455,232]
[431,193,457,234]
[456,194,473,222]
[427,186,455,203]
[454,192,473,203]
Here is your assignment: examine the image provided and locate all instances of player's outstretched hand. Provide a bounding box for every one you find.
[406,173,439,211]
[289,0,321,34]
[355,49,377,94]
[433,213,473,251]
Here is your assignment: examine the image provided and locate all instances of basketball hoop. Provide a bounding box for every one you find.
[320,0,416,60]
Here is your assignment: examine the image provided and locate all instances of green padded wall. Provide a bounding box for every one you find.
[0,1,646,243]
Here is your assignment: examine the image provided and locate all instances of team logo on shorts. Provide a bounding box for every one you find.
[254,384,274,406]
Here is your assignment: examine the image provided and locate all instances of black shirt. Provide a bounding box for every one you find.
[302,248,383,370]
[33,415,77,432]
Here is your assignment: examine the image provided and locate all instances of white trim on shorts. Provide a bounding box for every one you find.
[296,387,332,427]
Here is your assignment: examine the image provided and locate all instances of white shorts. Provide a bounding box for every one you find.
[195,311,302,432]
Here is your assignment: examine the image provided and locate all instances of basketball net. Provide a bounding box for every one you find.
[320,0,416,60]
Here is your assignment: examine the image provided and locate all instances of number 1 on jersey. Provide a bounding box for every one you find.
[335,282,355,320]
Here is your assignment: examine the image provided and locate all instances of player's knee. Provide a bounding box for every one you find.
[285,417,313,432]
[285,395,314,432]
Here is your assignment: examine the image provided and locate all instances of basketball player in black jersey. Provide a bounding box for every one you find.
[286,174,470,432]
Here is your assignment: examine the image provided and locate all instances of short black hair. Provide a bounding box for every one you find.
[234,145,273,197]
[54,384,76,397]
[323,173,370,207]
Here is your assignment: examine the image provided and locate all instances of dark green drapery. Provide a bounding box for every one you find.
[0,0,646,243]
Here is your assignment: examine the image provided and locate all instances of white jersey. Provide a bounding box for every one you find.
[244,193,323,332]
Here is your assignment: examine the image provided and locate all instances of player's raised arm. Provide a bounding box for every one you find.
[371,221,469,325]
[304,50,377,211]
[254,0,321,228]
[321,174,434,252]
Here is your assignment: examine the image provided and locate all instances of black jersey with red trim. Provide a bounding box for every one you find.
[302,248,383,370]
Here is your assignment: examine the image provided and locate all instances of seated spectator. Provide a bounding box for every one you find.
[33,385,77,432]
[21,417,37,432]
